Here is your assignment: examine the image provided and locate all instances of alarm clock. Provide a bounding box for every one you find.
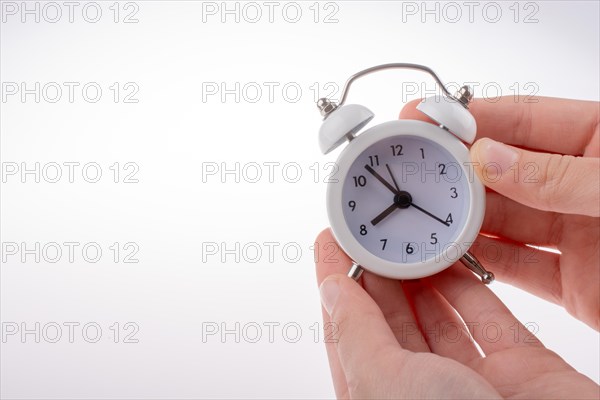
[317,63,494,284]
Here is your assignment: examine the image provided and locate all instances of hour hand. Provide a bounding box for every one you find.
[371,191,412,226]
[371,203,398,226]
[364,164,398,194]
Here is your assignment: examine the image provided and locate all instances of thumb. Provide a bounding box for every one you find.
[471,138,600,217]
[319,274,402,387]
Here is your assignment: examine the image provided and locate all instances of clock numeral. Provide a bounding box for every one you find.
[348,200,356,211]
[430,233,438,245]
[445,213,453,225]
[438,163,447,175]
[450,187,458,198]
[419,147,425,159]
[390,144,404,156]
[359,225,368,236]
[380,239,387,250]
[405,243,414,254]
[353,175,367,187]
[368,155,380,167]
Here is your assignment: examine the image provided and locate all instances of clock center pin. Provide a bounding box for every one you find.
[393,191,412,209]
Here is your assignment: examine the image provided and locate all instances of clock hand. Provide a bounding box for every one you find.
[410,202,450,227]
[364,165,448,228]
[371,191,412,226]
[386,163,400,192]
[371,203,398,226]
[364,164,398,194]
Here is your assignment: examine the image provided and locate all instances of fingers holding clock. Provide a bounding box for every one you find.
[469,235,562,305]
[315,228,354,280]
[314,229,410,386]
[402,279,482,365]
[471,139,600,217]
[425,264,545,355]
[319,274,403,392]
[314,228,353,398]
[399,96,599,156]
[314,229,429,353]
[399,99,436,125]
[480,190,584,316]
[467,97,599,156]
[361,272,430,352]
[481,192,565,247]
[320,310,349,400]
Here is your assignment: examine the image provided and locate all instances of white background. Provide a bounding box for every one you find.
[1,1,599,398]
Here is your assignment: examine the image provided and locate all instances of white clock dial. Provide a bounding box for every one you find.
[342,135,470,264]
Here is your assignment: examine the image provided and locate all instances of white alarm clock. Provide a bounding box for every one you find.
[317,63,494,284]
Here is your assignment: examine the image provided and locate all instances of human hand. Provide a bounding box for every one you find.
[315,229,599,399]
[400,96,599,330]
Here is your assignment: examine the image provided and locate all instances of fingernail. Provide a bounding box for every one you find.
[474,138,519,180]
[319,278,340,316]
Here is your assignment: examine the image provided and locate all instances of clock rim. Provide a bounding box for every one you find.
[326,119,485,280]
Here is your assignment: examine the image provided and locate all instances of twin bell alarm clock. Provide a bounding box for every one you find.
[316,63,494,284]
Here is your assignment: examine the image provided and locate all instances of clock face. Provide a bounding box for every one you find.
[342,134,470,264]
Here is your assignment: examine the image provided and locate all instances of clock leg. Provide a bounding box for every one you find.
[347,263,364,281]
[460,252,495,284]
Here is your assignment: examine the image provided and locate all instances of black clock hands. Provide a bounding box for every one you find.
[371,199,450,227]
[366,164,402,226]
[371,203,399,226]
[410,203,450,227]
[367,163,450,227]
[386,163,400,192]
[371,189,412,226]
[364,164,397,194]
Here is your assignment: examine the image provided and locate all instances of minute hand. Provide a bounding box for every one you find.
[364,165,398,194]
[410,203,450,227]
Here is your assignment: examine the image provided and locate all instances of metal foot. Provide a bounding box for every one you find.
[460,251,494,284]
[347,263,364,281]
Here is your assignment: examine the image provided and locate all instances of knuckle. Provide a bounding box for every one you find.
[537,154,575,211]
[548,260,563,304]
[547,213,565,246]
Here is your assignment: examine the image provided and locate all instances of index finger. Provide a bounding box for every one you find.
[400,96,599,156]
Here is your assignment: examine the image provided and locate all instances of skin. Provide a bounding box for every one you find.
[315,96,600,399]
